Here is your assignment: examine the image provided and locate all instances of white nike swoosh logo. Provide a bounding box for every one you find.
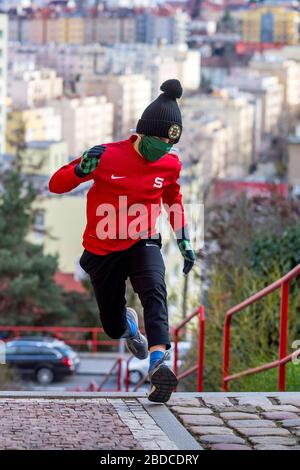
[111,175,127,179]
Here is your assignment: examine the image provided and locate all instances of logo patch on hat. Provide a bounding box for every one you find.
[168,124,181,140]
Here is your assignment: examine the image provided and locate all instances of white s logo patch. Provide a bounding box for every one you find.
[154,177,164,188]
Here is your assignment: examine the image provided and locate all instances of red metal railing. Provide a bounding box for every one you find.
[124,306,205,392]
[174,305,205,392]
[125,355,134,392]
[70,357,123,393]
[0,326,127,352]
[222,264,300,392]
[97,357,123,392]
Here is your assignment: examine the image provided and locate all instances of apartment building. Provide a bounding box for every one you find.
[89,74,151,141]
[50,95,114,156]
[185,92,255,177]
[9,68,63,108]
[224,70,284,136]
[6,107,62,154]
[0,13,7,154]
[242,6,300,45]
[250,55,300,109]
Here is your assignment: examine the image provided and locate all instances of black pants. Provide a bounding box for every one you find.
[79,235,171,350]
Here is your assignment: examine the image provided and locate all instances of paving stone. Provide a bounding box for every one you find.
[180,415,224,426]
[281,419,300,428]
[220,412,260,420]
[262,412,300,420]
[211,444,252,451]
[189,426,235,436]
[255,445,300,450]
[228,419,277,428]
[202,396,234,408]
[262,405,300,412]
[237,428,291,437]
[200,435,246,444]
[277,396,300,407]
[171,406,213,415]
[249,436,298,446]
[217,406,258,413]
[167,397,200,407]
[237,396,274,409]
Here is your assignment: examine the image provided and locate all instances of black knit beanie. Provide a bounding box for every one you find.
[136,79,183,143]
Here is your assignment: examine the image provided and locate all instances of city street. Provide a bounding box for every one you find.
[19,352,149,393]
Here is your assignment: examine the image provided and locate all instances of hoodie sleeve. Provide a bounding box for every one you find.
[48,157,93,194]
[162,158,186,232]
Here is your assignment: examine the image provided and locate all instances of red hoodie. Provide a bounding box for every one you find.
[48,134,186,255]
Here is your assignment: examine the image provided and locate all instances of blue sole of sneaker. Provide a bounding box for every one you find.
[148,365,178,403]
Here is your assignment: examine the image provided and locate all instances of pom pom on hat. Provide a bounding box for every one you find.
[160,79,183,100]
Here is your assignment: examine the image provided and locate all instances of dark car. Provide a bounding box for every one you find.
[5,338,80,385]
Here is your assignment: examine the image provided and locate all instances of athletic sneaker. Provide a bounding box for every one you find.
[124,307,148,360]
[148,351,178,403]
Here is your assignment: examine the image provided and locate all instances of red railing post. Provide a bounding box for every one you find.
[171,305,205,393]
[174,329,179,378]
[117,357,122,392]
[197,305,205,392]
[125,356,133,392]
[56,328,62,340]
[92,329,97,353]
[278,280,290,392]
[222,317,231,392]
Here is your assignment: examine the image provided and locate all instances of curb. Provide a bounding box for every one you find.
[139,398,203,450]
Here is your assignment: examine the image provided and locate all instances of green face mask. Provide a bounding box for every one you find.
[138,135,173,162]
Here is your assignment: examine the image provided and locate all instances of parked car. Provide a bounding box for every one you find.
[5,337,80,385]
[125,341,191,385]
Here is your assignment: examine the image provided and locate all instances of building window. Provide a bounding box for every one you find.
[33,209,45,239]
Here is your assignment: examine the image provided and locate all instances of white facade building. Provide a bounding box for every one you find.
[184,91,255,177]
[87,74,151,141]
[224,70,284,135]
[0,13,8,154]
[9,68,63,108]
[9,43,201,96]
[50,95,114,157]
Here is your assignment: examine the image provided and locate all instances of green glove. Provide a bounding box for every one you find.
[177,238,196,275]
[75,144,106,177]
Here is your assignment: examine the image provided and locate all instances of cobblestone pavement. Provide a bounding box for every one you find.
[0,397,178,450]
[1,394,300,450]
[0,398,143,450]
[167,394,300,450]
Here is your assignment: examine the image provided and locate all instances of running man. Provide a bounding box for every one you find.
[49,79,196,403]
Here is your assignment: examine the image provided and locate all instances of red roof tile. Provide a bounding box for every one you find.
[54,272,87,294]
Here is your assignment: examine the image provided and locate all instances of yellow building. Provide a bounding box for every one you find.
[66,17,85,44]
[242,7,300,44]
[28,195,87,274]
[45,17,86,44]
[6,108,62,154]
[21,141,68,177]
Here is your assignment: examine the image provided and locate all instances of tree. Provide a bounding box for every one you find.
[0,169,70,325]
